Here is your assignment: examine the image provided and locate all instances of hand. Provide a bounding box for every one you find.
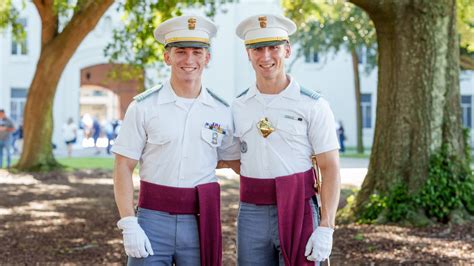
[117,216,154,258]
[304,226,334,262]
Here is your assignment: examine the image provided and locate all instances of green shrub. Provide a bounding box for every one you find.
[417,145,474,222]
[357,193,386,224]
[357,143,474,224]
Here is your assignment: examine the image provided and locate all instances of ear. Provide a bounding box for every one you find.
[205,49,211,65]
[284,42,292,59]
[246,48,251,61]
[164,49,172,66]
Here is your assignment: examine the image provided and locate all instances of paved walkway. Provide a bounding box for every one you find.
[13,146,370,188]
[217,157,369,188]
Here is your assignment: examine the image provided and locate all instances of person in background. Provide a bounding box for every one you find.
[337,120,346,153]
[11,123,23,154]
[92,117,101,154]
[62,117,77,158]
[0,109,16,168]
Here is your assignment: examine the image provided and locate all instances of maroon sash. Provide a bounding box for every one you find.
[138,180,222,266]
[240,169,316,266]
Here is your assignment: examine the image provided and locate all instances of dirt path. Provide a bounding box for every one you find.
[0,170,472,264]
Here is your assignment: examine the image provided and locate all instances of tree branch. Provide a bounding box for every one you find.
[349,0,396,21]
[33,0,58,46]
[32,0,45,17]
[460,55,474,70]
[45,0,113,62]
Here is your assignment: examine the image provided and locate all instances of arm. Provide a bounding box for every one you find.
[217,160,240,175]
[113,154,138,218]
[113,154,153,258]
[7,120,15,133]
[315,149,341,228]
[305,149,340,262]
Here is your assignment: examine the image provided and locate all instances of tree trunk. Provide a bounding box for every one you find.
[16,0,114,171]
[349,0,464,210]
[351,49,364,154]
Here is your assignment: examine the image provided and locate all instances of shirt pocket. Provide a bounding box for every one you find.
[277,117,307,136]
[201,128,224,148]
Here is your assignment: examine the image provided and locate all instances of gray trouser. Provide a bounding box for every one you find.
[128,207,201,266]
[237,197,320,266]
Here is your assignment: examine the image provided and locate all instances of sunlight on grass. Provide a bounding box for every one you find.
[57,158,114,170]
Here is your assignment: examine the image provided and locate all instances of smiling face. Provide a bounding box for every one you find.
[164,46,210,82]
[247,43,291,81]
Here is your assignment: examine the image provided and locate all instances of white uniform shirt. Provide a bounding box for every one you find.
[232,75,339,179]
[112,80,240,188]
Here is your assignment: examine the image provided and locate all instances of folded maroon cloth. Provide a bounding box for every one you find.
[197,182,222,266]
[240,169,316,266]
[138,180,222,266]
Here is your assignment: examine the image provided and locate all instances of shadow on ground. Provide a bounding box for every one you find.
[0,170,472,264]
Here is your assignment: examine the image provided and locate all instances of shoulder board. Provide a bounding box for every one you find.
[206,88,229,107]
[133,84,163,102]
[300,86,322,100]
[236,88,250,98]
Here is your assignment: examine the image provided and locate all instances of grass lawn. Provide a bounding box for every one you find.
[10,157,115,170]
[57,157,115,170]
[339,147,371,159]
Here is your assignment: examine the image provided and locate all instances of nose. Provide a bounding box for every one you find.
[262,47,271,59]
[184,52,193,63]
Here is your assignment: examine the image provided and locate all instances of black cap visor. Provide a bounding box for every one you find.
[165,41,210,49]
[245,40,288,49]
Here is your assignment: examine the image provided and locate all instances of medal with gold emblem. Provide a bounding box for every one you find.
[256,117,274,138]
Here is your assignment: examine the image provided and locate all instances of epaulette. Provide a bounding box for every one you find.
[236,88,249,98]
[300,86,322,100]
[206,88,229,107]
[133,84,163,102]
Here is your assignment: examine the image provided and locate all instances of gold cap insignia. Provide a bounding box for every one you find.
[258,16,267,28]
[188,18,197,30]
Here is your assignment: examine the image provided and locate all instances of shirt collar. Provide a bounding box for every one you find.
[156,80,177,105]
[197,86,217,107]
[279,75,300,101]
[157,80,215,107]
[241,74,300,102]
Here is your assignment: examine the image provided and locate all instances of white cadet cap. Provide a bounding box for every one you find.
[235,14,297,49]
[154,15,217,48]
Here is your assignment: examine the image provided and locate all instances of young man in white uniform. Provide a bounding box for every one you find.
[233,14,341,265]
[112,15,239,265]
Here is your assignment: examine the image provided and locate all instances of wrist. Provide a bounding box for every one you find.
[117,216,138,229]
[319,220,335,229]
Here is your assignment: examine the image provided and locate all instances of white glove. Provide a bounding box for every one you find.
[117,216,154,258]
[304,226,334,262]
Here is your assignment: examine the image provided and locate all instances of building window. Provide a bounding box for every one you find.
[361,93,372,128]
[10,88,28,124]
[461,95,472,129]
[304,47,319,63]
[11,18,28,56]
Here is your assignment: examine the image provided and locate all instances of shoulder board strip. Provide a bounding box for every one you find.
[236,88,250,98]
[300,86,322,100]
[133,84,163,102]
[206,88,229,107]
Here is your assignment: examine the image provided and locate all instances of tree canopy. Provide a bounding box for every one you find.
[0,0,230,171]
